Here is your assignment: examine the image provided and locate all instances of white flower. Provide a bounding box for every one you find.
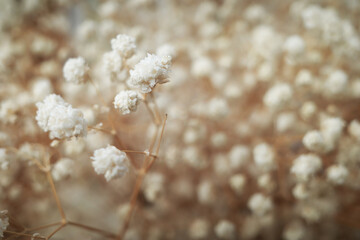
[91,145,128,181]
[263,83,293,109]
[291,154,322,181]
[63,57,89,84]
[253,143,276,171]
[0,148,9,170]
[214,220,236,240]
[207,98,229,120]
[326,164,348,185]
[229,174,246,195]
[36,94,87,139]
[284,35,306,56]
[128,53,171,93]
[228,145,250,169]
[248,193,273,216]
[189,219,210,239]
[0,210,9,237]
[113,90,140,115]
[111,34,136,58]
[302,130,325,153]
[52,158,74,181]
[103,51,123,76]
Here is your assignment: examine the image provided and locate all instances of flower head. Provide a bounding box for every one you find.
[91,145,129,181]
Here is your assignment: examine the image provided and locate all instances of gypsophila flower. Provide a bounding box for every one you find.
[248,193,273,216]
[263,83,293,109]
[91,145,128,181]
[253,143,276,171]
[326,164,348,185]
[0,148,9,170]
[36,94,87,139]
[291,154,322,181]
[111,34,136,58]
[128,53,171,93]
[113,90,141,115]
[63,57,90,84]
[0,210,9,237]
[52,158,74,181]
[103,51,123,77]
[214,220,236,240]
[302,130,325,153]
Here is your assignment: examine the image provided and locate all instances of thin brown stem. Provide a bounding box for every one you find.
[146,114,167,171]
[26,221,62,232]
[46,223,66,240]
[144,99,159,125]
[4,230,46,239]
[149,93,162,123]
[46,170,66,220]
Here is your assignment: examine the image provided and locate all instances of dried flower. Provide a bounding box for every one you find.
[36,94,87,139]
[128,54,171,93]
[91,145,129,181]
[63,57,90,84]
[113,90,141,115]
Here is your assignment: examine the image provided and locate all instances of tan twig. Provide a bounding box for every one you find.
[4,230,46,239]
[26,221,62,232]
[46,170,66,221]
[46,223,66,240]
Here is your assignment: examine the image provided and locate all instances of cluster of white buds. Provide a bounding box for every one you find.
[91,145,129,182]
[36,94,87,139]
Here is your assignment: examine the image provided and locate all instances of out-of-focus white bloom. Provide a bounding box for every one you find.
[91,145,128,181]
[128,53,171,93]
[197,180,215,205]
[189,218,210,239]
[248,193,273,216]
[300,101,317,121]
[211,132,227,148]
[228,145,250,169]
[348,120,360,141]
[183,146,207,170]
[113,90,141,115]
[258,173,276,192]
[284,35,306,57]
[263,83,293,109]
[291,154,322,181]
[283,220,306,240]
[31,78,53,101]
[292,183,309,200]
[0,148,9,170]
[207,98,229,120]
[302,130,325,153]
[301,5,323,30]
[156,43,177,58]
[229,174,246,195]
[52,158,74,181]
[0,210,9,237]
[244,4,266,22]
[276,112,296,132]
[36,94,87,139]
[295,69,313,87]
[214,220,236,240]
[320,117,345,149]
[191,56,214,78]
[324,70,348,97]
[103,51,123,77]
[326,164,348,185]
[63,57,89,84]
[111,34,136,58]
[143,172,164,202]
[253,143,276,171]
